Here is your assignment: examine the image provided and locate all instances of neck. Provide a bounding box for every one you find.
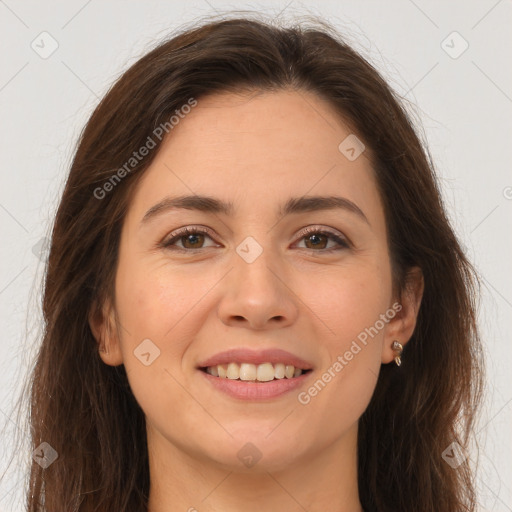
[146,422,363,512]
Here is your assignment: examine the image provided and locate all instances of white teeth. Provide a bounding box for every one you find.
[217,364,227,378]
[206,365,219,377]
[204,362,306,381]
[226,362,239,380]
[274,363,285,379]
[256,362,275,382]
[285,365,295,379]
[239,363,257,381]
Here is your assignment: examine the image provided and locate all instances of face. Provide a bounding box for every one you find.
[92,89,418,473]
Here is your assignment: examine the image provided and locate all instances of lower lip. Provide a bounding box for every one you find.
[199,369,312,400]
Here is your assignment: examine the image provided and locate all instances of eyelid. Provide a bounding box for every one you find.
[293,225,351,249]
[160,224,351,251]
[160,225,219,249]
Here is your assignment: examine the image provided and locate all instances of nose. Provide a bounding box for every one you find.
[217,245,299,331]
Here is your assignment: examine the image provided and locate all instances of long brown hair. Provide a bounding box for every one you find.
[5,13,484,512]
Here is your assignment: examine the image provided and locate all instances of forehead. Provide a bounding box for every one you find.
[125,89,385,229]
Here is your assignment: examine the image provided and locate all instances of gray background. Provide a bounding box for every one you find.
[0,1,511,510]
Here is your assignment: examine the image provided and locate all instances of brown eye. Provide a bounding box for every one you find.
[162,227,218,251]
[303,233,329,250]
[180,233,205,249]
[295,227,350,252]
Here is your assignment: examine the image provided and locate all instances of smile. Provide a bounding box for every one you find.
[200,362,312,382]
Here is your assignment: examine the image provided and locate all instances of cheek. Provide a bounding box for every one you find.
[112,258,196,396]
[115,258,203,343]
[112,265,202,421]
[296,260,390,420]
[314,258,392,344]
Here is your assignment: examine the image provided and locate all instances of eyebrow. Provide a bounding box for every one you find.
[140,194,370,226]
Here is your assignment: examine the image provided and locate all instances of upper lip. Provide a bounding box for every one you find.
[197,348,314,370]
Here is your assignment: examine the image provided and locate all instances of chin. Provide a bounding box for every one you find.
[202,430,307,473]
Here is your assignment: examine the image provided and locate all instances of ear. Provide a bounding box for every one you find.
[88,296,124,366]
[382,266,424,364]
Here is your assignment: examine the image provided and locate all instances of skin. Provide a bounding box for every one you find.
[89,89,423,512]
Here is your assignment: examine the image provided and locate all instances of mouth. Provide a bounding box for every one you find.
[199,362,313,382]
[196,348,314,399]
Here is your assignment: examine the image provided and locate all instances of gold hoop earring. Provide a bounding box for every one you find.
[392,340,403,366]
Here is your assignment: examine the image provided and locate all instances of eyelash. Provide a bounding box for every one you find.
[160,225,350,253]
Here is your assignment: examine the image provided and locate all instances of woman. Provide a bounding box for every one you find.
[16,14,483,512]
